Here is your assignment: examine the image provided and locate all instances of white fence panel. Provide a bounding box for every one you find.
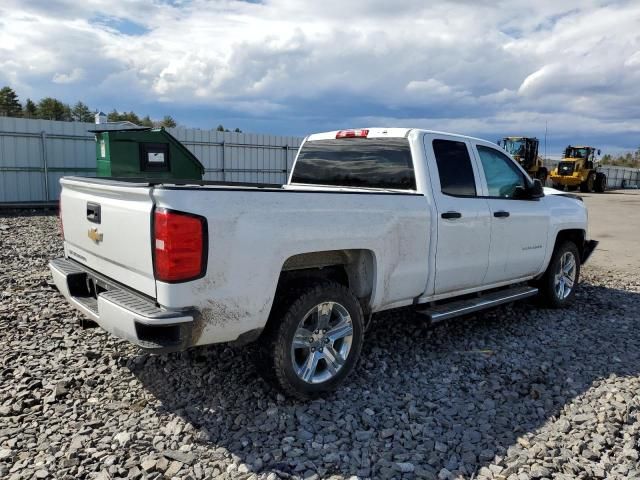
[0,117,303,203]
[600,166,640,189]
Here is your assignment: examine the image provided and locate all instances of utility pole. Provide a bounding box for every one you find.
[544,121,548,162]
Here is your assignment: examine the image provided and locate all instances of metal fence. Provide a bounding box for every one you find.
[599,165,640,189]
[0,117,303,203]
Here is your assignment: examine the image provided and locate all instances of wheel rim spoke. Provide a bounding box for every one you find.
[326,319,353,342]
[292,327,313,349]
[299,351,322,382]
[564,275,574,288]
[563,256,575,274]
[323,345,344,375]
[316,302,334,330]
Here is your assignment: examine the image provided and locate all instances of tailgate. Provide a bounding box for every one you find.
[60,178,156,297]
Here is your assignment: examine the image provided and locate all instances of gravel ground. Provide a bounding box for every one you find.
[1,213,639,480]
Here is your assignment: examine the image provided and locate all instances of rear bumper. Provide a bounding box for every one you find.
[49,257,194,353]
[582,240,598,264]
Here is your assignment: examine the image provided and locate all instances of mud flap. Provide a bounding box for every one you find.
[582,240,598,264]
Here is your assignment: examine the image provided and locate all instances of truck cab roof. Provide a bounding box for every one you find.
[306,128,491,145]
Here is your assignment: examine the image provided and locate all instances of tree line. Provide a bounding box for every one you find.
[601,149,640,168]
[0,85,241,132]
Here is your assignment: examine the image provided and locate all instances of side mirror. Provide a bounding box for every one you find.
[528,179,544,198]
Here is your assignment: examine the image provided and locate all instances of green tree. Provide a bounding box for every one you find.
[234,127,242,133]
[107,109,142,125]
[0,86,22,117]
[107,109,120,122]
[160,115,177,128]
[216,124,225,132]
[71,101,93,122]
[140,115,154,127]
[23,98,37,118]
[37,97,69,120]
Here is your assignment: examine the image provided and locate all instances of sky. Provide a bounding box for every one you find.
[1,0,639,156]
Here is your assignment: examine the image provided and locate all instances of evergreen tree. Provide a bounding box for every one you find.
[23,98,37,118]
[107,109,120,122]
[71,101,94,122]
[37,97,69,120]
[160,115,177,128]
[140,115,154,127]
[0,86,22,117]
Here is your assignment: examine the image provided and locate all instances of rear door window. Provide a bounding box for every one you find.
[291,138,416,190]
[432,139,477,196]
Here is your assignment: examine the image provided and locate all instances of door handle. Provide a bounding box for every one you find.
[493,211,510,218]
[87,202,101,224]
[441,211,462,219]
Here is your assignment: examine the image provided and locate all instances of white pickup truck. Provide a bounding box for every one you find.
[50,128,597,399]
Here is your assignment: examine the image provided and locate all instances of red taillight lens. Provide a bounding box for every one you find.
[153,209,206,282]
[336,129,369,138]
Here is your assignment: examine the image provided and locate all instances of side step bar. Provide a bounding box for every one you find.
[416,286,538,323]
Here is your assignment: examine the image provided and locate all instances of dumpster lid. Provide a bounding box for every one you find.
[90,127,205,174]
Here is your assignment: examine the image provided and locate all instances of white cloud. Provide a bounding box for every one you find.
[52,67,85,84]
[0,0,639,150]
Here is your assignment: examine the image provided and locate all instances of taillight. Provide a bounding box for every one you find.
[153,209,207,282]
[336,129,369,138]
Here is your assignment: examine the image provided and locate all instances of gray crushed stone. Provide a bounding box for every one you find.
[1,213,639,479]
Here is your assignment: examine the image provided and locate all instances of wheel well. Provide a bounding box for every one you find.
[276,249,375,309]
[555,229,585,257]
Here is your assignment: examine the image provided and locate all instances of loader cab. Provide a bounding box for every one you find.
[500,137,539,171]
[562,146,598,171]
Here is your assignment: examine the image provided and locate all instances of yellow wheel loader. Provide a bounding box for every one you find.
[498,137,548,183]
[549,146,607,193]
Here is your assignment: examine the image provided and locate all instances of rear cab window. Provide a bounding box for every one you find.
[291,138,416,190]
[432,139,477,196]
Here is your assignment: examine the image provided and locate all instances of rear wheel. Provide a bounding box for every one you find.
[259,281,364,400]
[536,168,548,185]
[594,172,606,192]
[536,241,581,308]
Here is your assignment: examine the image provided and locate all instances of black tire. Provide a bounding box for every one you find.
[580,173,594,193]
[552,182,564,190]
[259,281,364,400]
[536,241,581,308]
[537,168,548,185]
[594,172,606,192]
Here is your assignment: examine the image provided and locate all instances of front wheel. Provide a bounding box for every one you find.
[580,173,595,193]
[259,281,364,400]
[536,241,581,308]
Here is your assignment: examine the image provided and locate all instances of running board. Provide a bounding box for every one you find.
[416,286,538,323]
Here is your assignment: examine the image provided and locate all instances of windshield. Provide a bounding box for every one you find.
[503,139,525,156]
[565,147,590,159]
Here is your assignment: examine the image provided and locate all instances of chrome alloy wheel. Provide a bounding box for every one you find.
[554,251,577,300]
[291,302,354,384]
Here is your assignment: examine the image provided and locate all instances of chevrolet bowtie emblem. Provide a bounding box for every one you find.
[88,228,103,243]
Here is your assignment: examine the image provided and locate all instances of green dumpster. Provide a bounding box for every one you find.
[92,127,204,180]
